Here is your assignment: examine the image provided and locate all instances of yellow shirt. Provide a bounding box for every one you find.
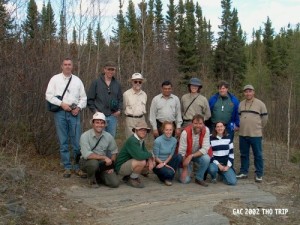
[123,88,147,116]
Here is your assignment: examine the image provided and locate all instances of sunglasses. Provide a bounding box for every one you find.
[106,68,116,71]
[133,81,142,84]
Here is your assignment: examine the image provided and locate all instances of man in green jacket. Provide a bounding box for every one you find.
[115,121,155,188]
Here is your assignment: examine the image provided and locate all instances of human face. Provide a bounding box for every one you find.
[104,66,116,79]
[61,60,73,76]
[132,79,143,91]
[215,122,225,136]
[244,89,255,100]
[93,119,106,134]
[218,85,228,97]
[161,85,172,97]
[163,124,174,138]
[136,128,148,139]
[190,85,199,94]
[192,119,204,134]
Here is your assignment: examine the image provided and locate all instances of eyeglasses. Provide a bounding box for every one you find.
[133,81,142,84]
[106,68,116,71]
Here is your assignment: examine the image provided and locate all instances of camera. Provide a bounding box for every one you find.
[70,103,77,110]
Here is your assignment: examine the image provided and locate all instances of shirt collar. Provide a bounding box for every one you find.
[159,93,173,99]
[61,73,72,79]
[92,129,103,139]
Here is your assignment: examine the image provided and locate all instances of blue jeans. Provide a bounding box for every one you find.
[208,163,237,185]
[105,115,117,137]
[153,154,182,182]
[180,154,210,184]
[239,136,264,177]
[54,111,81,170]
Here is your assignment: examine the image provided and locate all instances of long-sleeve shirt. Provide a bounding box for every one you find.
[45,73,87,109]
[181,93,211,121]
[115,135,152,172]
[153,134,177,161]
[210,135,234,167]
[87,74,123,115]
[149,93,182,130]
[80,129,118,159]
[178,126,210,156]
[123,88,147,116]
[239,98,268,137]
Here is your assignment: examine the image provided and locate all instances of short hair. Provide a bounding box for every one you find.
[192,114,204,122]
[161,80,172,87]
[211,121,228,137]
[62,57,72,64]
[217,80,229,89]
[160,121,174,133]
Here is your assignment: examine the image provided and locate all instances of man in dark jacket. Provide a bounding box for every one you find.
[87,61,123,137]
[208,80,239,141]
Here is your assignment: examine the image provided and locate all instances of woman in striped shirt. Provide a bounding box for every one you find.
[208,121,237,185]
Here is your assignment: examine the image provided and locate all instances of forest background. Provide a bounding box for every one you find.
[0,0,299,163]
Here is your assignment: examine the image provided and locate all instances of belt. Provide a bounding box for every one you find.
[183,119,192,122]
[126,114,143,118]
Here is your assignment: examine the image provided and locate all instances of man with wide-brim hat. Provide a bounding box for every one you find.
[80,112,119,188]
[181,77,211,128]
[115,120,155,188]
[123,73,147,138]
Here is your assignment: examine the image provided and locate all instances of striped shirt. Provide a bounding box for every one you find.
[210,135,234,167]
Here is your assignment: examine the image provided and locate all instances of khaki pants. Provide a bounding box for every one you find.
[80,159,119,188]
[125,116,146,139]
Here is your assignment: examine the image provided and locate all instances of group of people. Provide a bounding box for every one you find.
[45,58,268,188]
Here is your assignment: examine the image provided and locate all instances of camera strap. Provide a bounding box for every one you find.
[61,76,72,99]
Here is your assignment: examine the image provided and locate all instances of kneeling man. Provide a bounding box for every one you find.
[80,112,119,188]
[115,121,155,188]
[178,114,210,187]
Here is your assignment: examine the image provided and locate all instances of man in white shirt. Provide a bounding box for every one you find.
[45,58,87,178]
[123,73,147,138]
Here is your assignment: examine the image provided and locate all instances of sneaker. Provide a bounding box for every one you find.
[127,177,145,188]
[63,169,71,178]
[74,169,87,178]
[211,179,217,184]
[236,173,248,179]
[195,179,208,187]
[255,176,263,183]
[164,180,173,186]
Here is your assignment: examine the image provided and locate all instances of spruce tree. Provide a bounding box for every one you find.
[0,0,14,41]
[166,0,176,50]
[23,0,40,40]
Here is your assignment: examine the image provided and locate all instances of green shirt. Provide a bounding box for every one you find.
[115,135,152,172]
[80,129,118,159]
[211,95,234,124]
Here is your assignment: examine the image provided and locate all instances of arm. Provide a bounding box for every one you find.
[116,82,123,115]
[77,79,87,109]
[45,76,63,106]
[149,97,159,137]
[126,140,152,160]
[87,80,97,113]
[199,127,210,155]
[227,141,234,168]
[175,97,183,129]
[204,98,211,121]
[261,103,268,127]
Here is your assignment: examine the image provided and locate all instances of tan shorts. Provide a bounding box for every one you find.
[119,159,134,176]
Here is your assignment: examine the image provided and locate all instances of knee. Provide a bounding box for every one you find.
[132,159,147,168]
[109,179,120,188]
[209,164,218,174]
[226,177,237,186]
[201,154,211,165]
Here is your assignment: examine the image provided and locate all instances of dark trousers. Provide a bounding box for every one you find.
[153,154,182,182]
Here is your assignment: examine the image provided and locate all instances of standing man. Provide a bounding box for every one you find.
[80,112,119,188]
[149,80,182,138]
[123,73,147,138]
[87,61,123,137]
[115,121,155,188]
[237,85,268,183]
[208,80,239,141]
[181,77,211,128]
[45,58,87,178]
[178,114,211,187]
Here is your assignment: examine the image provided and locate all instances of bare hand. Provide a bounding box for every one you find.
[153,130,159,138]
[223,166,229,172]
[182,155,192,167]
[218,164,224,171]
[61,102,72,111]
[71,107,80,116]
[156,162,164,169]
[104,157,112,166]
[180,167,188,183]
[147,158,155,171]
[105,169,113,174]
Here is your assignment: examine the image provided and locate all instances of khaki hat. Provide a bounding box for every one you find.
[90,112,106,125]
[128,73,146,83]
[243,84,255,91]
[132,121,151,133]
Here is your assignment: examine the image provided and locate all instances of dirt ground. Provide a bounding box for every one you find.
[0,139,300,225]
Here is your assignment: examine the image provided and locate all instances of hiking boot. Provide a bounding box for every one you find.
[195,179,208,187]
[236,173,248,179]
[88,179,100,188]
[74,169,87,178]
[255,176,263,183]
[63,169,71,178]
[164,180,173,186]
[127,177,145,188]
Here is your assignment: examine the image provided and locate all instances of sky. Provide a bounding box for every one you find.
[10,0,300,41]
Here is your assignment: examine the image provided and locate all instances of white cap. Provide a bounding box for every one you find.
[90,112,106,125]
[131,73,144,80]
